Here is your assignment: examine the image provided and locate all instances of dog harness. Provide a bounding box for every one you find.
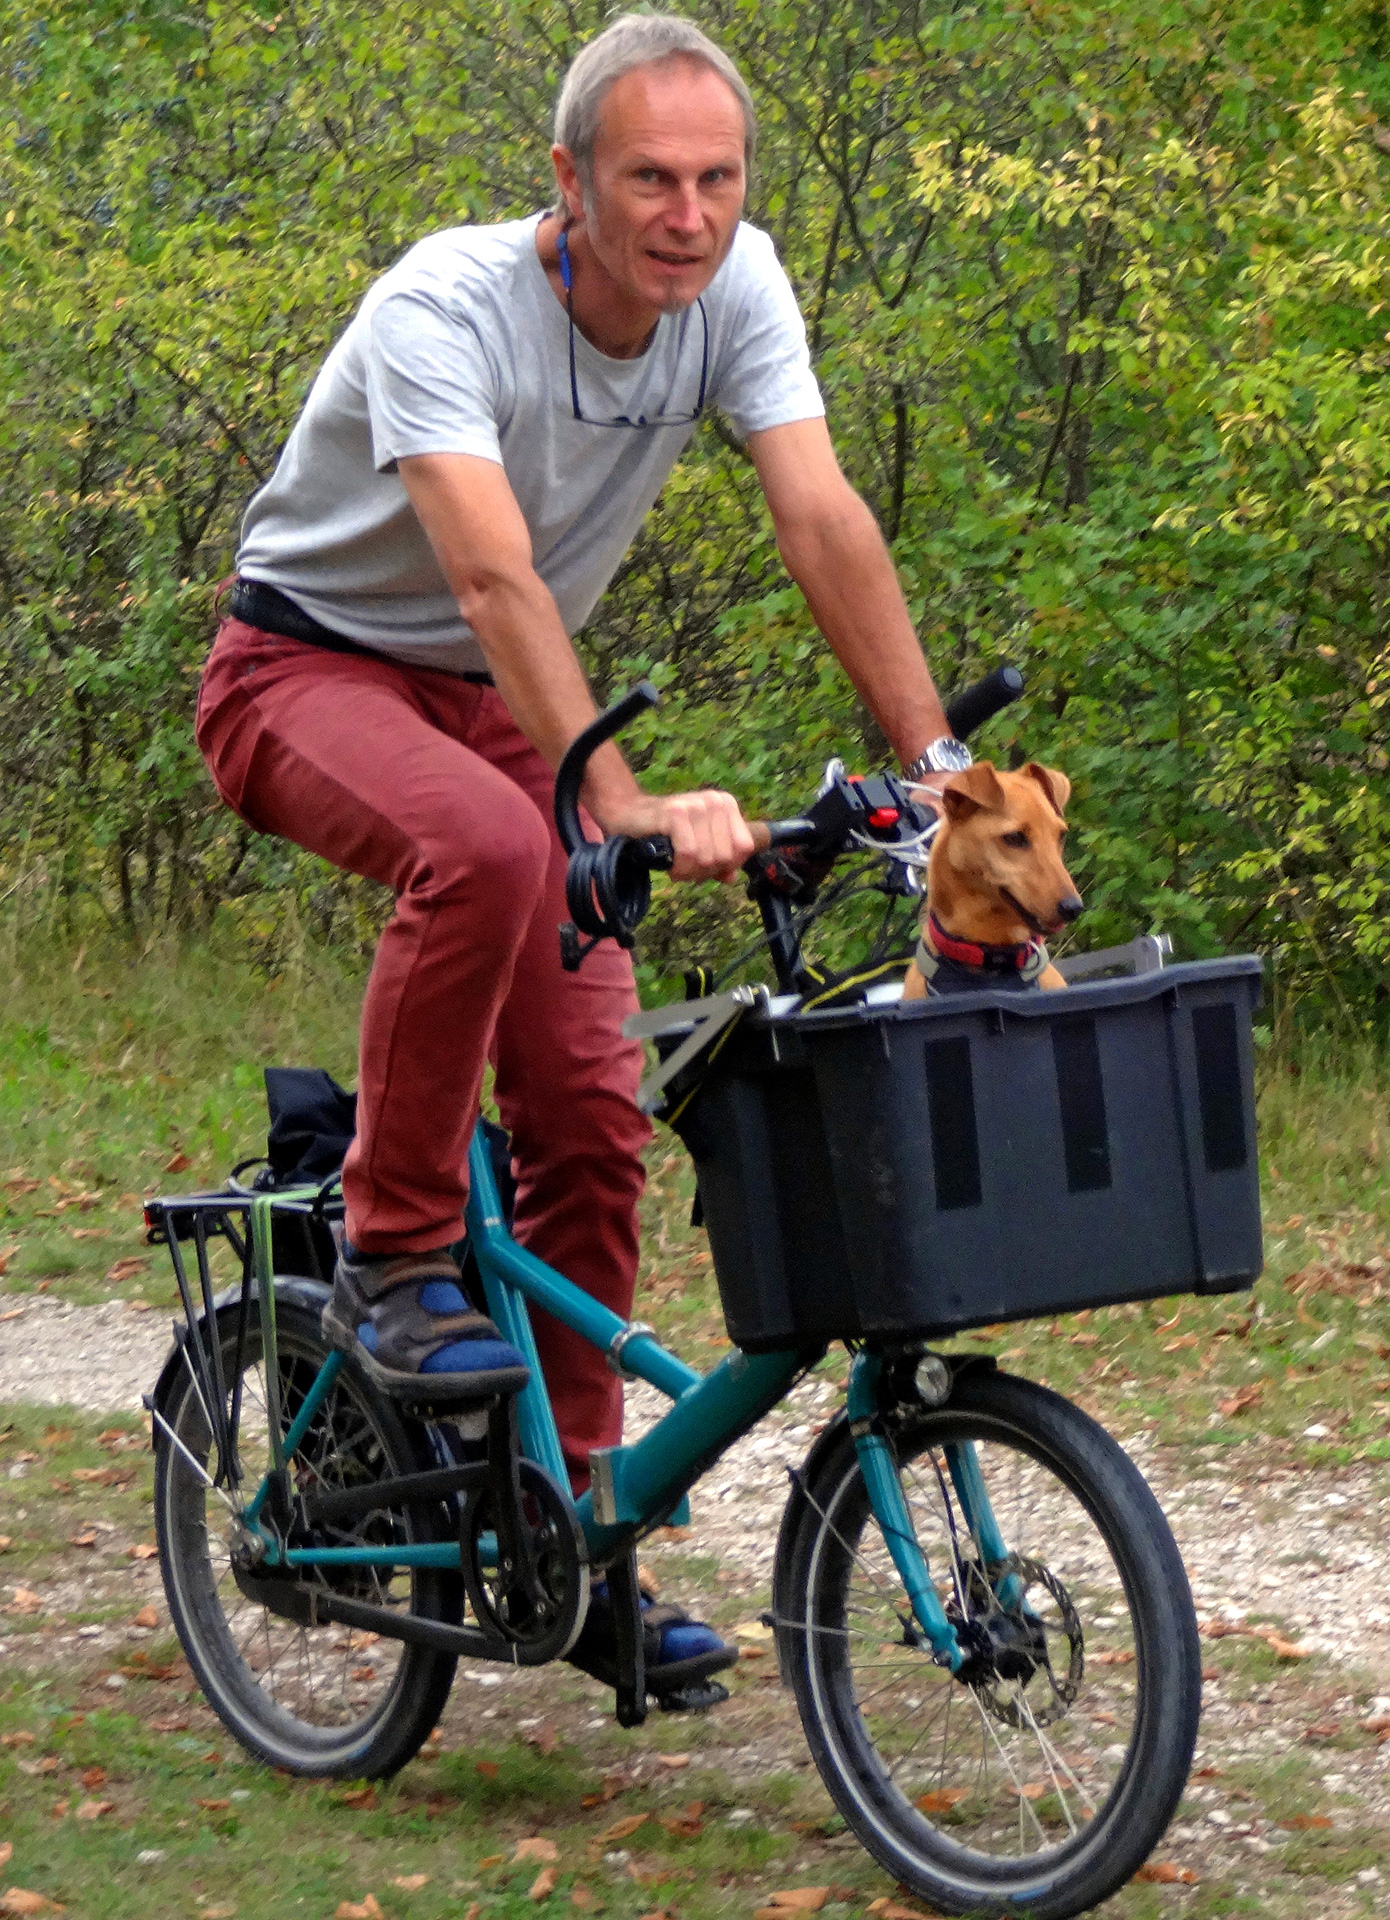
[914,912,1050,996]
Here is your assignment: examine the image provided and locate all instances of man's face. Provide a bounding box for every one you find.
[562,58,747,316]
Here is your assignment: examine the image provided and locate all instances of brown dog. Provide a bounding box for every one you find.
[903,762,1082,999]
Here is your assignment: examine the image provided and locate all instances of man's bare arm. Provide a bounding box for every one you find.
[397,452,754,879]
[747,418,952,767]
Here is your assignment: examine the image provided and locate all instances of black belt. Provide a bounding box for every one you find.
[227,577,494,683]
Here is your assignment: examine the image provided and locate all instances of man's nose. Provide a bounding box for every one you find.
[663,187,703,234]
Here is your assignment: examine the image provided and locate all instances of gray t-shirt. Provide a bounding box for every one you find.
[236,212,824,674]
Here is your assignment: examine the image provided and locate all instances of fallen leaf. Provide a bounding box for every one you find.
[195,1798,231,1813]
[68,1531,97,1550]
[474,1757,499,1781]
[738,1645,766,1660]
[1091,1649,1135,1666]
[865,1902,931,1919]
[596,1814,648,1844]
[1279,1814,1333,1830]
[1,1892,63,1915]
[147,1715,190,1733]
[163,1152,193,1175]
[529,1868,557,1901]
[131,1605,160,1629]
[80,1767,107,1790]
[203,1908,235,1919]
[1265,1633,1310,1660]
[523,1723,560,1757]
[657,1812,703,1839]
[1217,1384,1264,1417]
[350,1666,376,1683]
[389,1876,429,1892]
[126,1543,158,1562]
[334,1900,383,1920]
[479,1855,505,1870]
[653,1752,689,1771]
[74,1799,114,1821]
[7,1588,42,1614]
[1302,1721,1340,1740]
[0,1732,34,1746]
[916,1787,969,1813]
[0,1309,25,1323]
[759,1891,829,1912]
[336,1785,377,1810]
[1192,1765,1225,1778]
[569,1891,596,1912]
[733,1620,773,1642]
[1133,1863,1198,1885]
[105,1258,149,1284]
[48,1805,67,1822]
[515,1839,560,1864]
[1363,1714,1390,1734]
[1162,1333,1199,1351]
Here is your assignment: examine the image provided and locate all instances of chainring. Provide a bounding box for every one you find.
[460,1459,589,1666]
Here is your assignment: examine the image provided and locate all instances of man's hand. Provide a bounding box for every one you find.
[592,787,755,885]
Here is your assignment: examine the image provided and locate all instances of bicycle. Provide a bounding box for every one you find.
[143,670,1264,1919]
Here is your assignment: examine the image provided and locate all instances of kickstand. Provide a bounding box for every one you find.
[608,1549,647,1728]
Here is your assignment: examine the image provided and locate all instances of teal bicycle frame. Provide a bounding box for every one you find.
[238,1128,1019,1674]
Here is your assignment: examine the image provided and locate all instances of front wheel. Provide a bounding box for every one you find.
[775,1369,1201,1920]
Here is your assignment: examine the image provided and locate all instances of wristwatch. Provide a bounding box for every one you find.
[903,735,973,783]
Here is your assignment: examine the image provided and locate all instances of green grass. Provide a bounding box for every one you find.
[2,928,1388,1455]
[3,930,1390,1919]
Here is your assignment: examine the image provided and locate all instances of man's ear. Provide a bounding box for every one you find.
[1022,762,1071,817]
[940,761,1007,823]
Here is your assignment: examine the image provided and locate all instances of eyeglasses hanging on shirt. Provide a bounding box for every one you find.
[557,224,708,429]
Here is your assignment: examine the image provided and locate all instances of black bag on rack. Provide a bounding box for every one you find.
[257,1067,516,1288]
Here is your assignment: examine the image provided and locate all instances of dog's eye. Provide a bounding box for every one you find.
[1001,830,1030,850]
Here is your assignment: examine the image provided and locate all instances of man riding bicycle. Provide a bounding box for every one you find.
[196,10,969,1702]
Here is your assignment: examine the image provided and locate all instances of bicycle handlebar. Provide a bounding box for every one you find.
[553,665,1026,969]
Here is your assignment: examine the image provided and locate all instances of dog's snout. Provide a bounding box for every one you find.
[1056,894,1085,924]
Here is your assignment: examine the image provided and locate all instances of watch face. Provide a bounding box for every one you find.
[927,736,973,774]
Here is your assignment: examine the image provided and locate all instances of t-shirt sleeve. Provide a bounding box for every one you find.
[710,237,825,439]
[364,289,505,473]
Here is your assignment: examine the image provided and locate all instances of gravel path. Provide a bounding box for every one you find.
[4,1296,1389,1914]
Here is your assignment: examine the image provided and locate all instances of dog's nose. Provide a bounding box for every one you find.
[1056,894,1085,923]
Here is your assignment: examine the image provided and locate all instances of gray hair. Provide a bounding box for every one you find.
[554,12,757,191]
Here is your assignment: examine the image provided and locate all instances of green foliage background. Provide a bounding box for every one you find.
[2,0,1389,1024]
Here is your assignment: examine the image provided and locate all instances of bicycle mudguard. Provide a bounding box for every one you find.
[144,1274,331,1426]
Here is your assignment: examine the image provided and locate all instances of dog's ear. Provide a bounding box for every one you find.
[940,761,1007,822]
[1021,762,1071,817]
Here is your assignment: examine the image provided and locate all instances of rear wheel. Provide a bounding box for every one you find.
[153,1301,460,1777]
[776,1369,1201,1919]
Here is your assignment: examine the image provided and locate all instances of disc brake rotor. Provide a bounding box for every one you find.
[953,1554,1085,1728]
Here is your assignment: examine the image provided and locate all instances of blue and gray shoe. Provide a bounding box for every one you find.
[567,1577,736,1710]
[322,1244,529,1404]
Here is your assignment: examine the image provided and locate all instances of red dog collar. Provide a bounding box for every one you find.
[916,913,1049,987]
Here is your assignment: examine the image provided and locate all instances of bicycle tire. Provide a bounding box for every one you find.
[153,1300,460,1778]
[775,1368,1201,1920]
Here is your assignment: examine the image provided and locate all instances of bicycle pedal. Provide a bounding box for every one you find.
[348,1346,531,1414]
[654,1678,730,1714]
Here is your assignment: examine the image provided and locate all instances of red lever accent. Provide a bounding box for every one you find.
[867,807,899,829]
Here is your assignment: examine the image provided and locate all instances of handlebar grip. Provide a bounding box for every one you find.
[944,664,1025,743]
[748,818,817,854]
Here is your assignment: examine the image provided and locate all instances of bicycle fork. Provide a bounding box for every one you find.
[846,1352,1017,1674]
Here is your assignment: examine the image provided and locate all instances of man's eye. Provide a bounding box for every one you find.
[1001,830,1030,849]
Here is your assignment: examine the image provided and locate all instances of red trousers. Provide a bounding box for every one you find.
[196,616,651,1486]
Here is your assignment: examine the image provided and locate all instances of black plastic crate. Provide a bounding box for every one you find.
[673,956,1264,1353]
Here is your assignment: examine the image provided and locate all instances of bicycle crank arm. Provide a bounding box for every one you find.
[296,1459,490,1530]
[232,1564,559,1667]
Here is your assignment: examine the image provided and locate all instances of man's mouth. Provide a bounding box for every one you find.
[647,248,702,267]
